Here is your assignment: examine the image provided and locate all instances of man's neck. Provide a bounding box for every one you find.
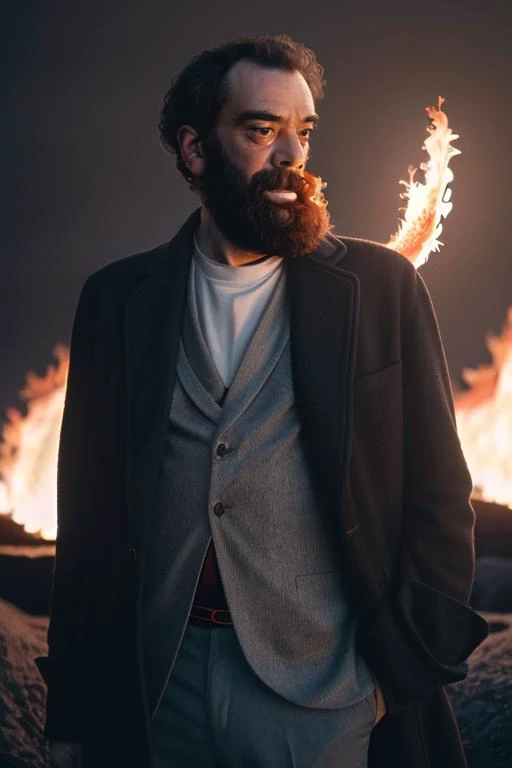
[197,207,271,267]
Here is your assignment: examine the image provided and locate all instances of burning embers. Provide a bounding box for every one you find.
[0,346,69,540]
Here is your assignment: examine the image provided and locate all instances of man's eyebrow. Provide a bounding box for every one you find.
[232,110,320,126]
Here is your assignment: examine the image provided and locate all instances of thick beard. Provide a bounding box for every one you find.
[198,136,331,259]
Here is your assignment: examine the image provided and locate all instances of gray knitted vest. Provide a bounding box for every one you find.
[142,261,373,717]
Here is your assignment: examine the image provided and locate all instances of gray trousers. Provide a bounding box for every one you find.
[150,623,376,768]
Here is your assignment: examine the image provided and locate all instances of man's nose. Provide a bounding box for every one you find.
[271,131,306,171]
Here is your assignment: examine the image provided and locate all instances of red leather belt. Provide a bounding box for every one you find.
[189,602,234,627]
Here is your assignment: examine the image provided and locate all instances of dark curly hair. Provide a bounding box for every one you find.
[159,34,326,183]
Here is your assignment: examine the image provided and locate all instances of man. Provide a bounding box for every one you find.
[37,35,488,768]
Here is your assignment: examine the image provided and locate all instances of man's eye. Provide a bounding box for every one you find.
[249,126,274,137]
[299,128,313,139]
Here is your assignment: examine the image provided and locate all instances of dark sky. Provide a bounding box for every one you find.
[2,0,511,418]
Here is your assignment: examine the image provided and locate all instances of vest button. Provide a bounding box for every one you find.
[216,443,228,457]
[213,502,225,517]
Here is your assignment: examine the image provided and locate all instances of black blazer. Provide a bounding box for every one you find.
[36,209,488,768]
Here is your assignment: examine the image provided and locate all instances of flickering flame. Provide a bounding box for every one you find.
[388,99,512,507]
[0,97,508,542]
[0,346,69,540]
[453,309,512,508]
[387,97,460,267]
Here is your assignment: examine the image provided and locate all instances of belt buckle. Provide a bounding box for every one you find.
[210,608,231,626]
[190,603,233,626]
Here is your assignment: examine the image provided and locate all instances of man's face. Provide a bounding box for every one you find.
[198,60,331,258]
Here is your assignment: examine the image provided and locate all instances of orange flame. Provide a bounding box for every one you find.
[453,309,512,508]
[387,97,460,267]
[0,346,69,540]
[1,97,508,540]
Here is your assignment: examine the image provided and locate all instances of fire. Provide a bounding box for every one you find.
[387,96,460,268]
[0,346,69,540]
[0,98,508,539]
[453,309,512,508]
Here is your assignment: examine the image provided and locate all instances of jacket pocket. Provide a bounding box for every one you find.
[358,577,489,711]
[398,577,489,667]
[354,360,402,394]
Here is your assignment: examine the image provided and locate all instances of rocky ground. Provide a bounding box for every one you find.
[1,503,511,767]
[0,597,511,768]
[449,613,512,768]
[0,600,49,768]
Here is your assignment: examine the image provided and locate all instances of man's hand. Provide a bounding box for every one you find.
[48,741,84,768]
[374,680,387,726]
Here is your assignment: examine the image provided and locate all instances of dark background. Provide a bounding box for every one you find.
[2,0,511,418]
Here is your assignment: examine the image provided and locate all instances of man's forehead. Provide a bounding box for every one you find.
[223,60,316,120]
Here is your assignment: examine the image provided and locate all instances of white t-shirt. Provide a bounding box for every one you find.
[193,234,284,387]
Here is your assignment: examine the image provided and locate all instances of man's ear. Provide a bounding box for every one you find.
[177,125,205,178]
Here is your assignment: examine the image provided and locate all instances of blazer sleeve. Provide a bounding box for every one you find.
[360,270,489,711]
[34,277,95,741]
[401,272,476,600]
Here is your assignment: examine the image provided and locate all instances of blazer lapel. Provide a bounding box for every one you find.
[124,220,359,546]
[124,210,199,545]
[287,235,360,528]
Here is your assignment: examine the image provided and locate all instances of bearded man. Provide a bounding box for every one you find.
[37,34,488,768]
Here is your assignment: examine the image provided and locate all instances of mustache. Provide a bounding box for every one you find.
[249,167,326,207]
[250,167,305,195]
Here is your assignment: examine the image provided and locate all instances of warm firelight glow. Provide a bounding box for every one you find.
[0,346,69,540]
[387,96,460,268]
[454,308,512,509]
[0,98,508,540]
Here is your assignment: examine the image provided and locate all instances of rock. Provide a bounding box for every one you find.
[0,554,54,616]
[471,557,512,613]
[0,597,511,767]
[473,500,512,559]
[0,599,48,768]
[449,613,512,767]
